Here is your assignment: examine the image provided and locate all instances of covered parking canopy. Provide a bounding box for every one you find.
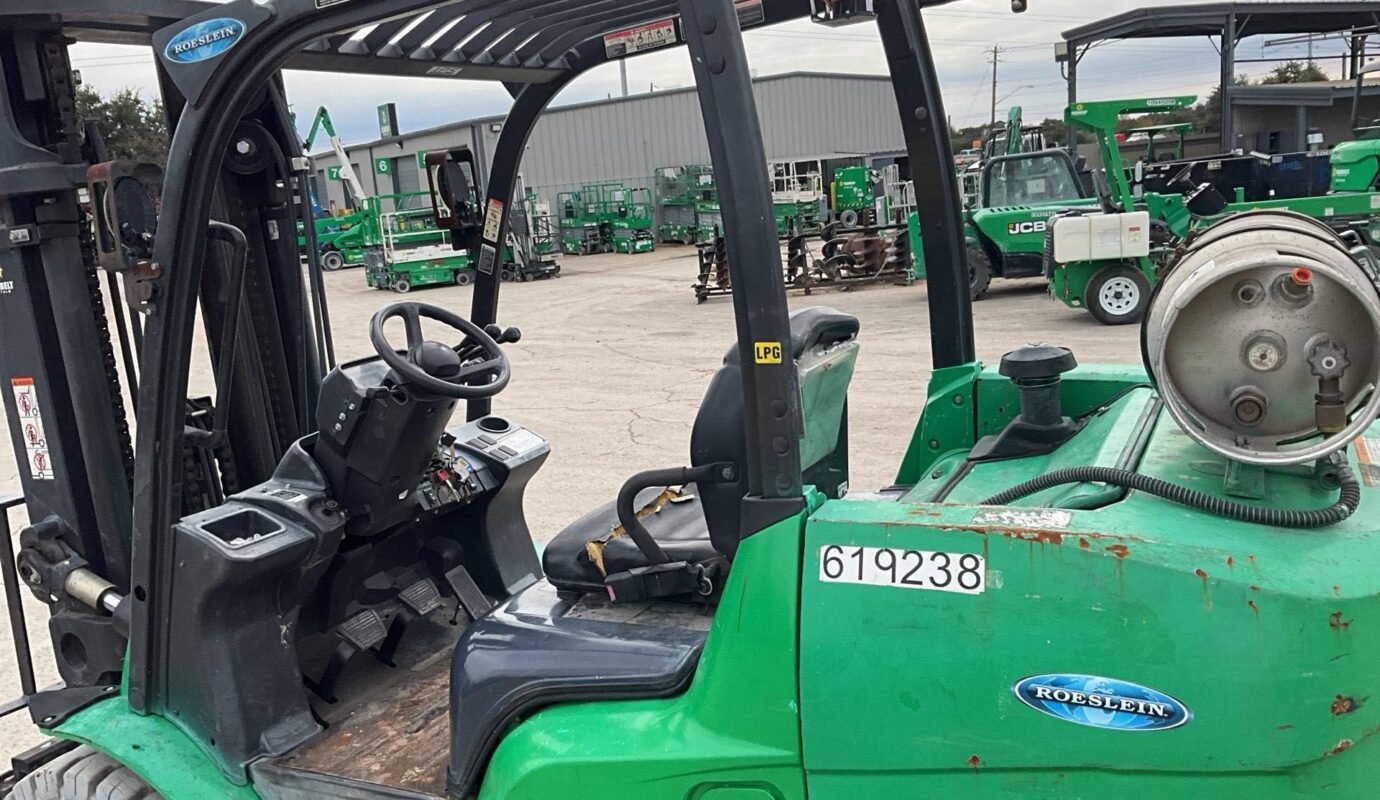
[1060,2,1380,150]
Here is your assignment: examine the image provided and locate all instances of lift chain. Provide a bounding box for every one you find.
[39,34,136,491]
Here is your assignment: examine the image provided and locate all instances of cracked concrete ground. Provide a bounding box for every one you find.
[0,244,1139,754]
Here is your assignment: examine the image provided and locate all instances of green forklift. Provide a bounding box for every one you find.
[5,3,1380,800]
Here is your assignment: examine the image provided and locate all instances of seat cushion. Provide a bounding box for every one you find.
[543,483,716,594]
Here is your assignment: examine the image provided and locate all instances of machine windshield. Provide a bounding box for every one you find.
[985,153,1083,206]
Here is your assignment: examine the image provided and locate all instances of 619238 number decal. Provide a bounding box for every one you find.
[819,545,985,595]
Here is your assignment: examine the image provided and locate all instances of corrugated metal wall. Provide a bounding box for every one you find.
[313,72,903,210]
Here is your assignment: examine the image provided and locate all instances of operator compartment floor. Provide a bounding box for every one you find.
[267,610,462,797]
[260,584,714,797]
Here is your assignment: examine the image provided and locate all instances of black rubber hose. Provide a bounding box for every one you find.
[981,465,1360,529]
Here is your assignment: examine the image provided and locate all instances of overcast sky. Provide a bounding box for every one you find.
[70,0,1357,146]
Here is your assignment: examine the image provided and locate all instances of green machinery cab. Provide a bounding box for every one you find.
[961,148,1100,298]
[6,2,1380,800]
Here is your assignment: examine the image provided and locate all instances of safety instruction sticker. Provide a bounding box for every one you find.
[1355,437,1380,487]
[11,378,52,480]
[477,244,497,275]
[604,19,678,58]
[736,0,765,28]
[754,341,783,364]
[482,199,504,244]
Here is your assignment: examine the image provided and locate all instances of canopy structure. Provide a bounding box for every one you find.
[1061,2,1380,150]
[11,0,803,84]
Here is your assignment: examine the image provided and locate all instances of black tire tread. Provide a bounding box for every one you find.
[11,746,161,800]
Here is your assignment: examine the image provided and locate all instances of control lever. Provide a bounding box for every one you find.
[482,324,522,345]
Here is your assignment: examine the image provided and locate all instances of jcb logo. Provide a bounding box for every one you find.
[1007,220,1047,235]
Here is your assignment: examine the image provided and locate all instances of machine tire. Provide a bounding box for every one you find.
[455,271,473,286]
[967,245,993,301]
[10,745,162,800]
[1087,264,1151,326]
[500,269,517,283]
[321,250,345,272]
[392,279,411,294]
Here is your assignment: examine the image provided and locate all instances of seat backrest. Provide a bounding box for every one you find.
[690,307,859,560]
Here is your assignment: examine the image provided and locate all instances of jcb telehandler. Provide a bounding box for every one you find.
[2,2,1380,800]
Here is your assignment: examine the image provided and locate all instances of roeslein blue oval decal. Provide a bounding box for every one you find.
[1013,674,1192,731]
[165,18,246,65]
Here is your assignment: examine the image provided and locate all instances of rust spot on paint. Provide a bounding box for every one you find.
[967,754,981,769]
[1226,556,1234,568]
[1105,544,1130,559]
[1247,600,1259,615]
[1249,585,1260,592]
[1195,568,1208,580]
[1330,612,1353,631]
[1006,529,1063,545]
[1325,739,1354,757]
[1078,538,1090,550]
[1247,555,1256,566]
[1277,723,1295,731]
[1334,585,1342,597]
[1332,695,1362,716]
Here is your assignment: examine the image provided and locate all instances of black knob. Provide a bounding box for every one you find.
[412,341,462,379]
[1000,344,1077,383]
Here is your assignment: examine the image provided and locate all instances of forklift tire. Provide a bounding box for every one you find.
[455,271,473,286]
[1087,264,1151,326]
[967,245,992,301]
[500,269,517,283]
[392,279,411,294]
[10,745,161,799]
[321,250,345,272]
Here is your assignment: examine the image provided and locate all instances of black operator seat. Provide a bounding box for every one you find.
[542,307,861,596]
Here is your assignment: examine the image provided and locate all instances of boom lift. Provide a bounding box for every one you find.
[303,105,367,208]
[4,2,1380,800]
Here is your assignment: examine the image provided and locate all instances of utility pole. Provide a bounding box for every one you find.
[620,59,629,97]
[989,44,1004,132]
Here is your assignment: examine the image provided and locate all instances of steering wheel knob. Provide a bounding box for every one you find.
[414,341,463,379]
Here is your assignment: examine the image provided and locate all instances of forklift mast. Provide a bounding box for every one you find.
[1066,95,1196,210]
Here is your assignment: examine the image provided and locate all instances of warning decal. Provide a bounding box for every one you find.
[1356,437,1380,487]
[736,0,765,28]
[478,244,498,275]
[11,378,53,481]
[482,199,505,244]
[604,19,678,58]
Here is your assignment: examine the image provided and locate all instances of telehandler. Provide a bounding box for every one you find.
[2,2,1380,800]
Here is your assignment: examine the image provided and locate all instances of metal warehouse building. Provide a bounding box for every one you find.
[309,72,904,211]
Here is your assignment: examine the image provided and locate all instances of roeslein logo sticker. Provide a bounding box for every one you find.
[1013,674,1192,731]
[165,18,246,65]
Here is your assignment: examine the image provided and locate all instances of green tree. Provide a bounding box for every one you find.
[75,86,168,165]
[1261,61,1330,85]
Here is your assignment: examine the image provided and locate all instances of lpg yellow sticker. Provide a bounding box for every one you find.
[754,341,783,364]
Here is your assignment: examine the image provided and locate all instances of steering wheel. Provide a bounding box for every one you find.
[369,302,510,399]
